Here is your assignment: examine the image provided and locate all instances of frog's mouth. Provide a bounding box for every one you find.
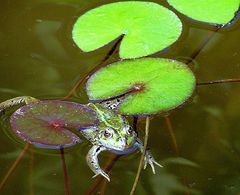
[108,142,139,155]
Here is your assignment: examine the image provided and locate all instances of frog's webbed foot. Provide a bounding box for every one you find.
[135,138,163,174]
[143,149,163,174]
[92,169,110,182]
[86,145,110,182]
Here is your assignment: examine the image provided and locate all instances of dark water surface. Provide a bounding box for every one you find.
[0,0,240,195]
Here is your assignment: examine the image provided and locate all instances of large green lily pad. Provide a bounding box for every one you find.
[87,58,196,115]
[167,0,239,25]
[10,100,98,149]
[72,1,182,59]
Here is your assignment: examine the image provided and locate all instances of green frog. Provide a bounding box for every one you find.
[0,96,162,181]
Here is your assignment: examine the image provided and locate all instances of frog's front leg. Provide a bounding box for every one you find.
[135,138,163,174]
[86,145,110,181]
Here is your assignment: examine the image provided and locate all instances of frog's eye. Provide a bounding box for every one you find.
[103,130,112,138]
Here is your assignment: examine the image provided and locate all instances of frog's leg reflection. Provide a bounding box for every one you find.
[86,145,110,181]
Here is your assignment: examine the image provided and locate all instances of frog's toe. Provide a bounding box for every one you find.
[144,150,163,174]
[144,156,147,169]
[150,161,156,174]
[92,170,110,182]
[152,159,163,168]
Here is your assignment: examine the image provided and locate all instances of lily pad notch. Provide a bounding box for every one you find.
[72,1,182,59]
[86,58,196,116]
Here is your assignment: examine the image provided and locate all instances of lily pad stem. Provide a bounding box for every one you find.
[197,78,240,86]
[60,148,70,195]
[84,154,121,195]
[63,36,123,100]
[165,116,179,155]
[130,117,150,195]
[0,144,30,191]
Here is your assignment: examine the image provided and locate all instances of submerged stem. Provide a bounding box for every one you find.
[29,149,34,195]
[164,116,179,155]
[63,36,123,100]
[164,117,190,195]
[186,27,219,65]
[99,178,108,195]
[130,117,150,195]
[197,78,240,86]
[133,116,138,132]
[0,143,29,191]
[84,154,121,195]
[60,148,70,195]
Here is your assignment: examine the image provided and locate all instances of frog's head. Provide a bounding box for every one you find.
[89,103,137,151]
[98,121,137,152]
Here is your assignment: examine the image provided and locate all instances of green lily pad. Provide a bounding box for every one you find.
[86,58,196,115]
[167,0,239,25]
[10,100,98,149]
[72,1,182,59]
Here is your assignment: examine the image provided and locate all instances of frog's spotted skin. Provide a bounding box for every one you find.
[0,96,162,181]
[98,95,126,110]
[87,103,137,151]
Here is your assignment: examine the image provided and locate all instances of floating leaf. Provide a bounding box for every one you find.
[72,1,182,59]
[87,58,196,115]
[167,0,239,25]
[10,100,98,149]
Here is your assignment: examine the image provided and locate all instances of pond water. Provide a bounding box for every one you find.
[0,0,240,195]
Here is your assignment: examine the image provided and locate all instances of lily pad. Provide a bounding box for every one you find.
[10,100,98,149]
[87,58,196,115]
[72,1,182,59]
[167,0,239,25]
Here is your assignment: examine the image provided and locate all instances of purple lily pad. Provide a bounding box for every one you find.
[10,100,98,149]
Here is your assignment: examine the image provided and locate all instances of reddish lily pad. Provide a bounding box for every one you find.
[10,100,98,149]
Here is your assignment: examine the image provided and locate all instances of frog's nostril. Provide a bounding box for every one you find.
[119,138,125,145]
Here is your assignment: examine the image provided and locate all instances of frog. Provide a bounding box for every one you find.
[0,96,162,181]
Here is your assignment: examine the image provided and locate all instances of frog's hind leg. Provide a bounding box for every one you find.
[86,145,110,181]
[0,96,39,113]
